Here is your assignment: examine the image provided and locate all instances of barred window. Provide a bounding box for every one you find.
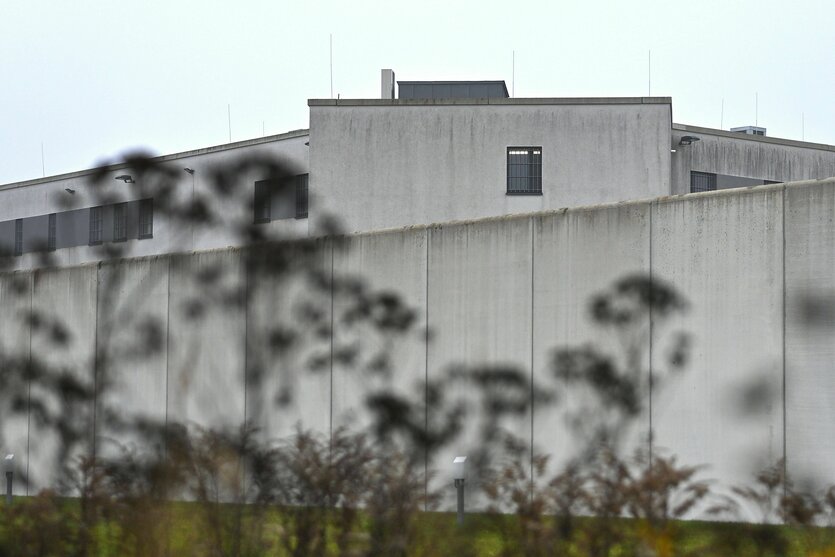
[48,213,56,251]
[14,219,23,256]
[138,199,153,239]
[113,203,127,242]
[507,147,542,195]
[89,206,103,245]
[295,174,309,219]
[254,181,271,223]
[690,171,717,193]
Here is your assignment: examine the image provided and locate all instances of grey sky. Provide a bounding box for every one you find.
[2,0,833,185]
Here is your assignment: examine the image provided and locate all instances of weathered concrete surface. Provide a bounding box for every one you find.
[651,186,784,519]
[784,179,835,488]
[95,258,170,460]
[167,251,246,433]
[245,240,333,444]
[0,273,31,495]
[312,101,672,233]
[3,178,835,517]
[532,203,651,475]
[28,265,98,493]
[331,229,428,433]
[427,218,533,509]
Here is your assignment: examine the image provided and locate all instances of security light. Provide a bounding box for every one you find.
[64,188,76,194]
[115,175,134,183]
[184,168,195,175]
[4,454,13,505]
[679,136,701,146]
[453,455,467,525]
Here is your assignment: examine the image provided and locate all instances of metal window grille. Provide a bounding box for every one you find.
[113,203,127,242]
[295,174,309,219]
[138,199,153,239]
[48,213,56,251]
[14,219,23,256]
[690,171,717,193]
[89,206,103,245]
[254,181,271,223]
[507,147,542,194]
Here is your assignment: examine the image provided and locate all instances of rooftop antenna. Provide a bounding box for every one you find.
[802,112,805,140]
[262,120,265,137]
[329,33,333,99]
[720,98,724,129]
[228,104,231,142]
[512,50,515,97]
[755,92,758,126]
[648,50,651,96]
[41,142,45,177]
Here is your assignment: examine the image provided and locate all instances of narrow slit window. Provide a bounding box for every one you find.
[89,206,103,245]
[295,174,309,219]
[48,213,56,251]
[138,199,153,239]
[14,219,23,256]
[113,203,127,242]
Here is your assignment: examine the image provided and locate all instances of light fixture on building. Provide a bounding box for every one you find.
[184,167,195,175]
[115,175,134,183]
[679,136,701,146]
[64,188,76,194]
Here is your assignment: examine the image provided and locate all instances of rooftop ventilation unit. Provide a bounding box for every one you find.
[730,125,766,136]
[397,80,509,100]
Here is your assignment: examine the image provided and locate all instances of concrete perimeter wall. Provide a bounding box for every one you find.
[1,178,834,516]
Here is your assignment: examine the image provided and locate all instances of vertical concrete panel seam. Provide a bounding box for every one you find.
[92,262,101,461]
[424,227,431,511]
[529,217,535,496]
[163,257,172,458]
[25,272,33,496]
[781,184,788,483]
[329,241,335,445]
[242,253,250,495]
[648,201,654,461]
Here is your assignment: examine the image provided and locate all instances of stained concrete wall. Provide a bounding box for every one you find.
[3,177,835,514]
[310,98,672,234]
[0,130,310,272]
[671,125,835,195]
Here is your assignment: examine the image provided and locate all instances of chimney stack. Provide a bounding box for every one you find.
[381,69,395,99]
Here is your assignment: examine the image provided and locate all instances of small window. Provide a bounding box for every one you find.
[47,213,56,251]
[138,199,153,239]
[507,147,542,195]
[89,206,103,245]
[295,174,309,219]
[113,203,127,242]
[690,171,717,193]
[254,181,271,223]
[14,219,23,256]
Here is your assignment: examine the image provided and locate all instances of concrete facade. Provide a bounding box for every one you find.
[3,178,835,515]
[309,98,673,233]
[0,130,310,271]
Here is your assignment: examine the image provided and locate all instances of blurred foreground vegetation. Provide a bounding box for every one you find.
[4,494,835,557]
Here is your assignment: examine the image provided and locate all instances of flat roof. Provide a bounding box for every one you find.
[673,123,835,152]
[0,128,310,190]
[308,96,672,107]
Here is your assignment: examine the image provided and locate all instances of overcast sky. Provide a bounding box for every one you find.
[1,0,833,185]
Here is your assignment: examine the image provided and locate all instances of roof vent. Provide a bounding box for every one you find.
[730,125,766,137]
[397,80,509,100]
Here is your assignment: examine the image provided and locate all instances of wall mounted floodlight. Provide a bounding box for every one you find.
[453,456,467,525]
[114,175,134,183]
[64,188,76,194]
[679,136,701,146]
[184,168,195,175]
[4,454,13,505]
